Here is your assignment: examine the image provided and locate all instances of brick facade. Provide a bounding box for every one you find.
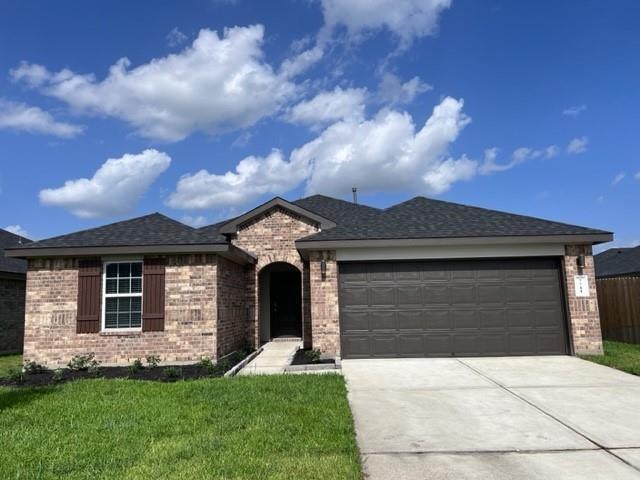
[216,256,248,357]
[0,275,26,354]
[23,255,221,367]
[230,207,318,349]
[309,251,340,357]
[562,244,603,355]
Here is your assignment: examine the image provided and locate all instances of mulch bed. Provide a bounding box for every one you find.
[290,349,336,366]
[0,351,250,388]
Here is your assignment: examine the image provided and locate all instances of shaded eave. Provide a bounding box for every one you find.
[5,243,256,265]
[218,197,336,234]
[295,232,614,252]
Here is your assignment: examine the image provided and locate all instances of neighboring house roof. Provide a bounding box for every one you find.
[0,229,31,274]
[6,194,612,259]
[594,246,640,278]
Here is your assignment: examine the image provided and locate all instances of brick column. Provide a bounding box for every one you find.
[563,245,603,355]
[309,251,340,358]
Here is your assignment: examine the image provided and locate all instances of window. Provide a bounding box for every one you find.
[103,261,143,330]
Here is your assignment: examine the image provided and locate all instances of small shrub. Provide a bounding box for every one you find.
[128,358,144,374]
[146,355,161,368]
[163,366,181,380]
[216,359,230,375]
[87,363,101,378]
[7,367,24,383]
[304,349,322,364]
[52,369,65,383]
[68,353,100,371]
[23,360,46,375]
[197,357,216,373]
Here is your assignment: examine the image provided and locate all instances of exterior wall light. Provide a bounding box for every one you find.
[576,254,585,272]
[320,259,327,278]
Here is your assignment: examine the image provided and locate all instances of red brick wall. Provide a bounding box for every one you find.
[216,256,247,357]
[0,276,26,354]
[309,250,340,357]
[563,245,603,355]
[23,255,218,367]
[230,207,318,348]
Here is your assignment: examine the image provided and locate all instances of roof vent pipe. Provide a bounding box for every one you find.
[352,187,358,204]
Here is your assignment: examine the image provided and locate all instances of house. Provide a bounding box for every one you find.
[0,228,31,354]
[594,245,640,278]
[6,195,612,367]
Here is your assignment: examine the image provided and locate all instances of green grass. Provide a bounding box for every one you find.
[0,354,22,377]
[0,374,361,480]
[581,340,640,376]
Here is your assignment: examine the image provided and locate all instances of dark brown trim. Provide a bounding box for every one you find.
[218,197,336,234]
[76,258,101,334]
[142,257,165,332]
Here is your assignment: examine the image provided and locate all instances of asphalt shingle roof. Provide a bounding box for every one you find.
[14,213,226,250]
[11,195,610,253]
[595,246,640,278]
[297,196,610,242]
[0,229,31,273]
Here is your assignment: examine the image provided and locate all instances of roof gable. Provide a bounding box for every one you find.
[218,197,336,234]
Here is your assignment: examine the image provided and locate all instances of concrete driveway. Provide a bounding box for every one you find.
[342,356,640,479]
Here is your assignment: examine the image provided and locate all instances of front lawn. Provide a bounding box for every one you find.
[581,340,640,376]
[0,354,21,377]
[0,374,361,480]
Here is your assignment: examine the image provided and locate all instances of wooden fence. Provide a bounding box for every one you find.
[596,276,640,344]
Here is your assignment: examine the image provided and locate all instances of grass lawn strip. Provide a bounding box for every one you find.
[580,340,640,376]
[0,354,21,377]
[0,374,361,480]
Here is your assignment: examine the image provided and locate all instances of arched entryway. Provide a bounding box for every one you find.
[258,262,302,342]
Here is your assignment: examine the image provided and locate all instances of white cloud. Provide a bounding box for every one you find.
[299,96,474,196]
[40,149,171,218]
[567,136,588,154]
[377,72,432,105]
[562,104,587,116]
[0,99,84,138]
[286,86,367,128]
[11,26,297,142]
[166,27,188,47]
[180,215,208,228]
[3,225,29,238]
[320,0,452,47]
[167,149,310,209]
[168,97,474,207]
[611,172,626,186]
[480,144,558,175]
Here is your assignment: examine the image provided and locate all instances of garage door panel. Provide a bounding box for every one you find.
[397,310,423,330]
[450,285,476,303]
[425,334,453,356]
[425,310,450,329]
[370,286,395,306]
[370,311,395,330]
[342,311,369,332]
[452,310,477,329]
[339,259,568,358]
[424,285,449,303]
[341,286,369,307]
[397,285,422,306]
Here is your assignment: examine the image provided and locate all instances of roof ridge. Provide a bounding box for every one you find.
[295,193,382,211]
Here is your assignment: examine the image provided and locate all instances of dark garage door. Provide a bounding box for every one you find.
[339,258,568,358]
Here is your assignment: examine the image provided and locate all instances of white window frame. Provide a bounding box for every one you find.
[102,259,143,332]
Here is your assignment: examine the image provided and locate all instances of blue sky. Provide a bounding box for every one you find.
[0,0,638,251]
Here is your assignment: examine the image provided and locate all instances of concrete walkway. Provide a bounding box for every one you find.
[237,340,300,375]
[342,356,640,479]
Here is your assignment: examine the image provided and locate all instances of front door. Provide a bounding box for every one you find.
[270,271,302,338]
